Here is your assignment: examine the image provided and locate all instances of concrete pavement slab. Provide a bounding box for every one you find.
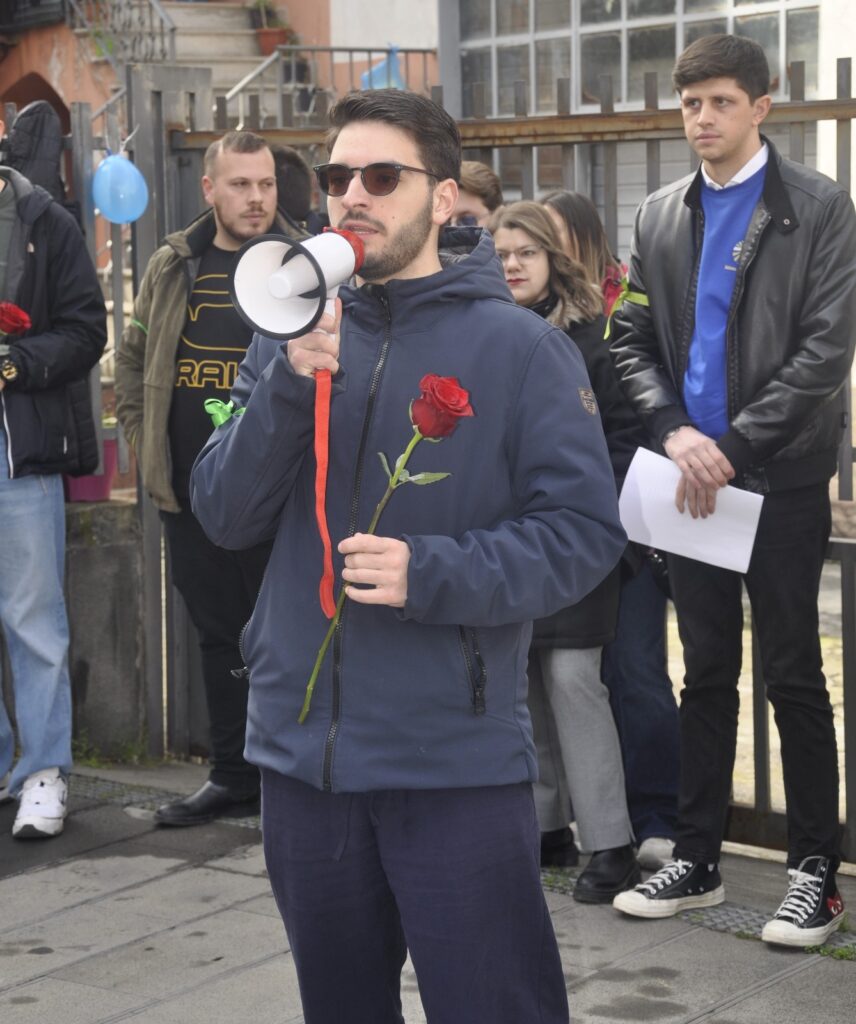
[50,906,287,998]
[204,843,268,877]
[702,955,856,1024]
[0,976,142,1023]
[93,864,271,924]
[109,954,303,1024]
[565,923,830,1023]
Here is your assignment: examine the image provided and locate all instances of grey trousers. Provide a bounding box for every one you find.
[528,646,634,852]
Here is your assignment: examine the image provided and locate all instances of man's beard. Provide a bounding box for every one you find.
[344,195,435,283]
[215,204,272,246]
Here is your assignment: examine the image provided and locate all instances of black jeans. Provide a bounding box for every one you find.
[668,483,840,870]
[162,508,271,792]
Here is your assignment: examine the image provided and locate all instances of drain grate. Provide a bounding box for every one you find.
[540,868,855,954]
[70,772,261,829]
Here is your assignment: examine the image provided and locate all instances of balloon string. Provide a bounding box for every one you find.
[314,369,336,619]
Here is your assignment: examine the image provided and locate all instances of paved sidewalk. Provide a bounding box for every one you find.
[0,762,853,1024]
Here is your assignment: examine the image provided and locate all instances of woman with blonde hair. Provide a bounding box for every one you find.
[489,201,645,903]
[541,190,680,872]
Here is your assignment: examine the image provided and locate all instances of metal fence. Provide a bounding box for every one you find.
[58,60,855,859]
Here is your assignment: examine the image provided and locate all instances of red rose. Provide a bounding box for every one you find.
[0,302,31,336]
[410,374,474,439]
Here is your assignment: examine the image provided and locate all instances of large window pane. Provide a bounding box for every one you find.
[685,0,726,11]
[629,24,676,101]
[535,36,570,111]
[496,0,529,35]
[581,0,620,25]
[461,48,493,117]
[581,32,622,103]
[684,18,728,48]
[535,0,569,32]
[735,13,780,92]
[628,0,675,17]
[460,0,490,38]
[497,43,530,114]
[787,8,819,98]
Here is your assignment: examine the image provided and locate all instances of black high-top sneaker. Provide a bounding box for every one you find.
[761,856,845,947]
[612,859,724,918]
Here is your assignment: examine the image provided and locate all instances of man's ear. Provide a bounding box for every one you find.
[752,94,772,126]
[432,178,459,226]
[201,174,214,208]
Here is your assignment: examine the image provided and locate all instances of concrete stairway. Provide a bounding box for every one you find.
[163,1,265,95]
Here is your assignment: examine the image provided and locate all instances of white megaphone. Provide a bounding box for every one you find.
[230,228,364,340]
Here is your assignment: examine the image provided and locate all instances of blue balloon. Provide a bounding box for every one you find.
[92,154,149,224]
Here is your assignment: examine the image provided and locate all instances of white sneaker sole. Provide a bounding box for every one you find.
[761,914,844,947]
[12,815,65,839]
[613,885,725,918]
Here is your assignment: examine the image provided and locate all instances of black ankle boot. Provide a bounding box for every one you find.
[573,844,641,903]
[540,826,580,868]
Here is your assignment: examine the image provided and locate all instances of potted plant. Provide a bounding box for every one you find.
[249,2,299,56]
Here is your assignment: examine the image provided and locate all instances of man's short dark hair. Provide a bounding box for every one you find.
[459,161,503,211]
[270,144,311,222]
[326,89,461,185]
[204,130,271,178]
[672,34,770,101]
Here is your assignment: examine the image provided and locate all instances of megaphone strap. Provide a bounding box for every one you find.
[314,368,336,619]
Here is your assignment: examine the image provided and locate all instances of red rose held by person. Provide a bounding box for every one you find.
[0,302,31,336]
[410,374,474,438]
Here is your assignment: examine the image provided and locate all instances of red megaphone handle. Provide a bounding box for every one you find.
[314,368,336,618]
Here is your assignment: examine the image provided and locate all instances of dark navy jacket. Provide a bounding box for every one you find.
[191,230,626,793]
[0,167,107,477]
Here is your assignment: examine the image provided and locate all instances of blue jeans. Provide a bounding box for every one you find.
[0,430,72,796]
[601,562,679,842]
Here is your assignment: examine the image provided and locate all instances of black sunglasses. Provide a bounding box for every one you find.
[314,162,438,197]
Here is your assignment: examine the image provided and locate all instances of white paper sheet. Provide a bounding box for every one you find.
[618,447,763,573]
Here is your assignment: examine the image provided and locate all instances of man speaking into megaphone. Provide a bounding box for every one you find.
[191,90,626,1024]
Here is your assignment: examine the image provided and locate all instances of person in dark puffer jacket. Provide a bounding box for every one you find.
[0,122,107,841]
[490,201,646,905]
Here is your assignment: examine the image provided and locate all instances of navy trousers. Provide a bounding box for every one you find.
[602,562,679,842]
[261,769,570,1024]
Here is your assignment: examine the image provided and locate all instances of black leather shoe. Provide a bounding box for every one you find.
[154,781,260,827]
[573,844,642,903]
[540,826,580,868]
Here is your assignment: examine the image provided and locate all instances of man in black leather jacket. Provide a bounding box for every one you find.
[610,35,856,948]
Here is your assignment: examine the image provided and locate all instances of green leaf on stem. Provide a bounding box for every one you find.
[377,451,392,480]
[407,472,451,485]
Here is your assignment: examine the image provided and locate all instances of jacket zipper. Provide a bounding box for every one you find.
[0,395,13,478]
[231,621,250,680]
[724,207,769,424]
[322,289,394,791]
[458,626,487,714]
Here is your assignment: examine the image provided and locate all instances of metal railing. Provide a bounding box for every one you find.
[220,45,437,130]
[66,0,176,74]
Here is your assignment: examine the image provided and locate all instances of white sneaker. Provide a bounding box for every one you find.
[0,772,11,804]
[12,768,67,839]
[637,836,675,871]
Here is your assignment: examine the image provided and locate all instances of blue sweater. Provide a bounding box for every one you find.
[190,229,627,794]
[684,167,765,438]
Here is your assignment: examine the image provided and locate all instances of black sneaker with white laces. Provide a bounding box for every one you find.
[761,856,845,947]
[612,859,725,919]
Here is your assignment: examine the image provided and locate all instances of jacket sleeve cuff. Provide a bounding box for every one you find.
[717,429,754,475]
[650,406,692,446]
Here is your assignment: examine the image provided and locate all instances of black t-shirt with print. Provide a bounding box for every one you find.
[168,245,254,498]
